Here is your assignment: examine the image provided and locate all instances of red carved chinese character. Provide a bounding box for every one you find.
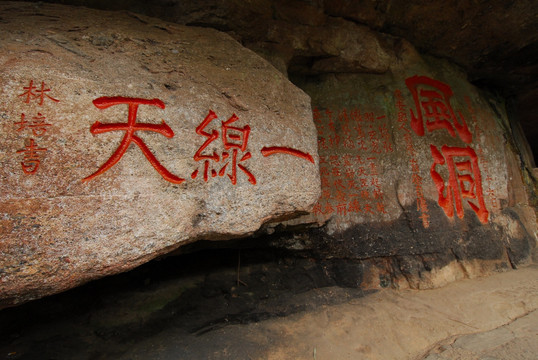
[356,139,368,151]
[383,141,394,153]
[191,110,221,181]
[342,155,353,166]
[334,179,346,190]
[341,123,351,135]
[344,169,355,179]
[318,137,328,150]
[357,167,368,176]
[419,211,430,228]
[371,178,381,188]
[17,139,47,174]
[430,145,489,224]
[347,179,359,190]
[191,110,256,185]
[260,147,314,163]
[222,113,255,185]
[336,203,348,216]
[348,198,361,213]
[312,107,324,131]
[332,167,342,177]
[378,124,394,153]
[405,75,472,143]
[364,112,375,122]
[328,155,340,167]
[83,97,184,184]
[376,202,387,214]
[312,202,323,215]
[369,161,378,176]
[335,190,347,202]
[373,188,384,199]
[326,109,335,132]
[19,80,59,105]
[14,113,29,131]
[344,142,354,153]
[328,134,340,147]
[350,108,362,123]
[29,113,52,137]
[338,109,350,124]
[355,123,365,138]
[371,141,381,153]
[190,110,315,184]
[363,203,374,214]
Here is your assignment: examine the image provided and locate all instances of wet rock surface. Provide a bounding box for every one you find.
[269,202,533,290]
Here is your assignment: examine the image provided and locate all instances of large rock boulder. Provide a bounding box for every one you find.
[0,2,319,307]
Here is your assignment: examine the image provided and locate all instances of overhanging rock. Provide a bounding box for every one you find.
[0,2,320,307]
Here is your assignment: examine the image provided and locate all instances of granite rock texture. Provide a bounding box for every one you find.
[0,2,320,307]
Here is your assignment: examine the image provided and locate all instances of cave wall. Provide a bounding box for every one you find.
[269,48,537,289]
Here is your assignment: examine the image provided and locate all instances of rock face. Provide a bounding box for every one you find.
[275,43,538,289]
[1,0,536,308]
[0,2,320,307]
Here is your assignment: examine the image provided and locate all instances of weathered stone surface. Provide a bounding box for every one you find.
[267,17,396,75]
[0,2,320,307]
[271,40,537,287]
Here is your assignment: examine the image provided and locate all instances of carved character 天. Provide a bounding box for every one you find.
[83,96,184,184]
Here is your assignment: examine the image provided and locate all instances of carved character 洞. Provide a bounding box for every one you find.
[430,145,489,224]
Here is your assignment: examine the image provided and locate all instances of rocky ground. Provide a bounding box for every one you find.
[0,245,536,360]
